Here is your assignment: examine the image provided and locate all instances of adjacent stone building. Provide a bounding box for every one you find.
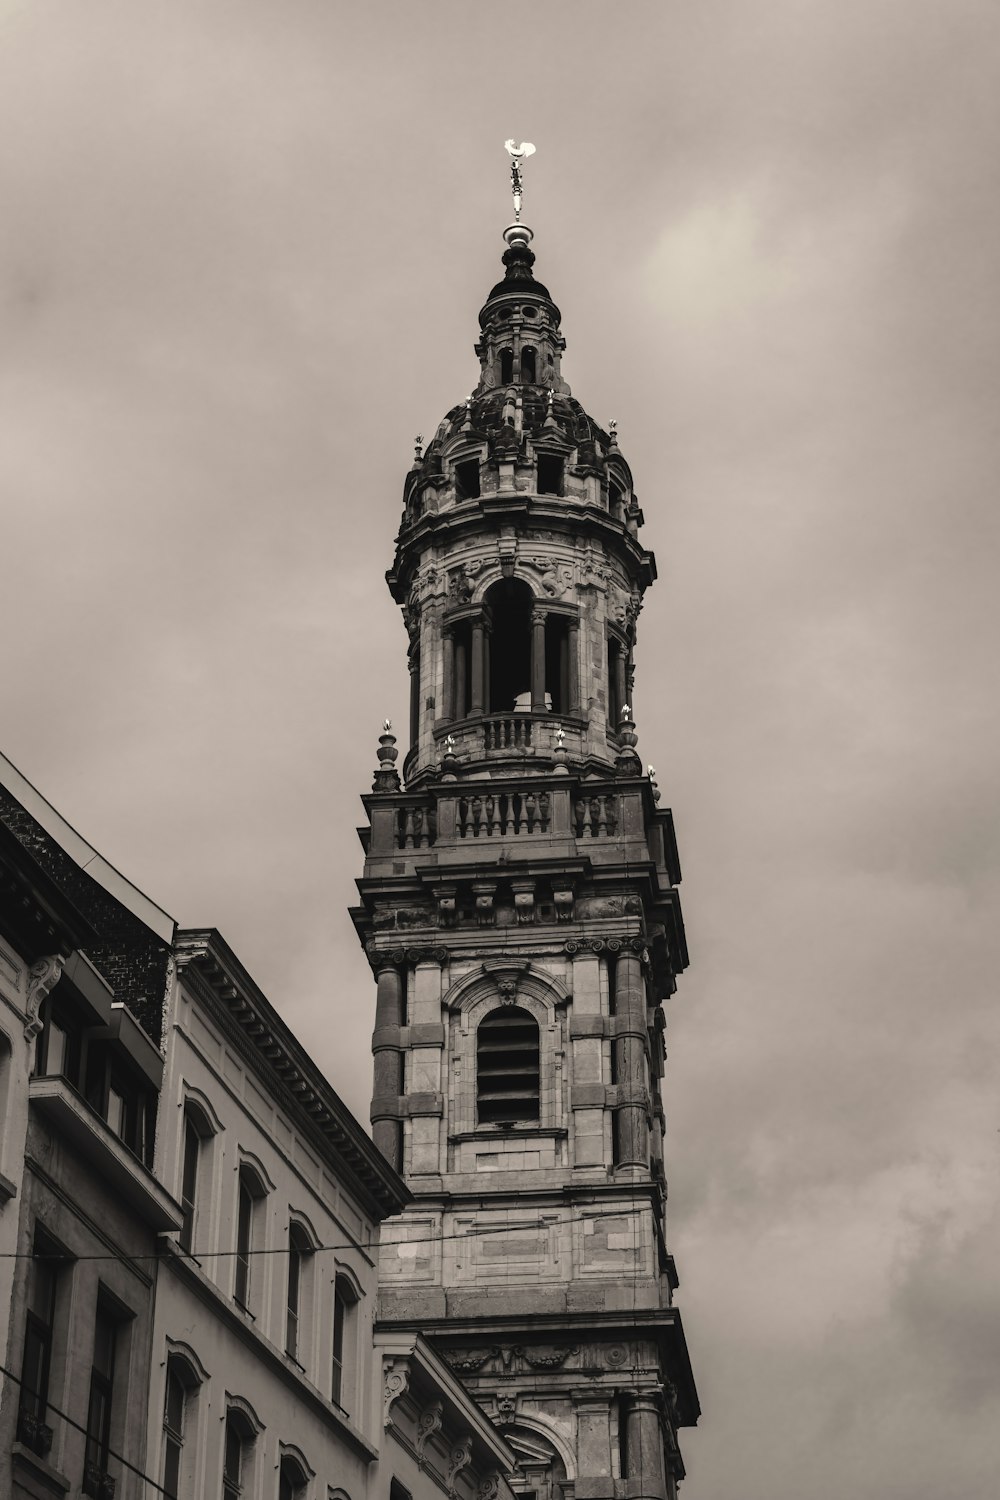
[0,752,181,1500]
[0,750,515,1500]
[147,926,514,1500]
[354,218,699,1499]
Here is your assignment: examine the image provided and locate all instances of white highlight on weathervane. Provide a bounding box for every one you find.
[505,140,536,221]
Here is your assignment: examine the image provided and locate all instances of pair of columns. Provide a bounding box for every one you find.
[442,609,581,720]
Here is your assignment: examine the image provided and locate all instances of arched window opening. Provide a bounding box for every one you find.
[607,638,625,729]
[477,1007,541,1124]
[609,480,625,519]
[178,1106,210,1255]
[408,651,420,751]
[331,1275,358,1414]
[486,579,533,713]
[455,458,481,501]
[162,1353,202,1500]
[500,348,514,384]
[521,346,537,382]
[544,616,571,715]
[279,1455,309,1500]
[234,1165,267,1312]
[451,619,473,720]
[285,1224,312,1364]
[537,454,563,496]
[223,1410,255,1500]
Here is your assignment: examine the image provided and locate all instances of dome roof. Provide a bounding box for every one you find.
[479,238,559,326]
[423,387,613,471]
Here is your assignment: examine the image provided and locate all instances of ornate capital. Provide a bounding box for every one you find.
[25,954,65,1040]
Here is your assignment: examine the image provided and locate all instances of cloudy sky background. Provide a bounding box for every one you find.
[2,1,998,1494]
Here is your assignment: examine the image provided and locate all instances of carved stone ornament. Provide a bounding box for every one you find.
[520,1344,578,1370]
[25,954,65,1040]
[495,1391,517,1426]
[446,1349,495,1373]
[479,1474,502,1500]
[416,1401,444,1466]
[447,1436,474,1493]
[383,1360,410,1428]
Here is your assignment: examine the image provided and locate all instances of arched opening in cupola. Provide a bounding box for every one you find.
[521,346,537,382]
[486,578,533,711]
[500,348,514,383]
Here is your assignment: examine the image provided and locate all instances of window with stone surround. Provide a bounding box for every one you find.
[477,1006,541,1123]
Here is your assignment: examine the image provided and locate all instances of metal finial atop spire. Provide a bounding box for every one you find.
[504,140,536,223]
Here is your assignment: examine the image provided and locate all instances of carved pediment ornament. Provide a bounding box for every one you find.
[25,954,65,1040]
[383,1359,410,1428]
[447,1437,474,1493]
[446,1348,496,1373]
[416,1401,444,1466]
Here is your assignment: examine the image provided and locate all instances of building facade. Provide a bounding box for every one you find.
[0,753,181,1500]
[354,219,699,1498]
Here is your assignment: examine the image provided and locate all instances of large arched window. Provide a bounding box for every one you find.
[161,1349,204,1500]
[278,1452,310,1500]
[500,348,514,384]
[233,1161,269,1313]
[331,1274,359,1414]
[285,1220,316,1365]
[521,346,537,382]
[477,1007,541,1124]
[486,579,533,712]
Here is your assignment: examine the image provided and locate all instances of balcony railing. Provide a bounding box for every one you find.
[483,715,533,752]
[574,794,619,838]
[457,789,550,839]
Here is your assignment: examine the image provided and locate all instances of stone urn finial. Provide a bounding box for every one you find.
[373,721,401,792]
[615,705,641,777]
[441,733,460,782]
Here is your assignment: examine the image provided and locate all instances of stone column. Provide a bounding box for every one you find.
[568,618,581,714]
[531,608,547,710]
[455,633,468,719]
[371,961,405,1169]
[624,1395,668,1500]
[471,619,485,714]
[409,655,420,749]
[612,949,649,1167]
[614,641,627,720]
[442,631,454,722]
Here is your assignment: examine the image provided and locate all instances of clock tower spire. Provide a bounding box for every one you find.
[353,149,699,1499]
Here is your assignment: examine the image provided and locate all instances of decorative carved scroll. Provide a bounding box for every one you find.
[25,954,65,1040]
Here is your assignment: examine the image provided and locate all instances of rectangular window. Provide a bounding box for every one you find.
[537,454,564,496]
[455,458,481,500]
[18,1238,59,1454]
[83,1303,117,1496]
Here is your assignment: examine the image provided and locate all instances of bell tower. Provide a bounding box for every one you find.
[353,148,699,1500]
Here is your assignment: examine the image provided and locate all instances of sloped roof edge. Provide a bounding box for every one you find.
[0,750,175,943]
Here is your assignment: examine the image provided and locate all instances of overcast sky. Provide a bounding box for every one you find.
[2,1,998,1495]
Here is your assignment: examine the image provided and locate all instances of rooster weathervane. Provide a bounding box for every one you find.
[504,139,536,222]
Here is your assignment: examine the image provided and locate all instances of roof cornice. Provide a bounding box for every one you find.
[174,929,409,1223]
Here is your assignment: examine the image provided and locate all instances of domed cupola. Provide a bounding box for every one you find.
[475,224,568,394]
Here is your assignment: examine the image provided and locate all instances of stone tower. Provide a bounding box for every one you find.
[352,203,699,1500]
